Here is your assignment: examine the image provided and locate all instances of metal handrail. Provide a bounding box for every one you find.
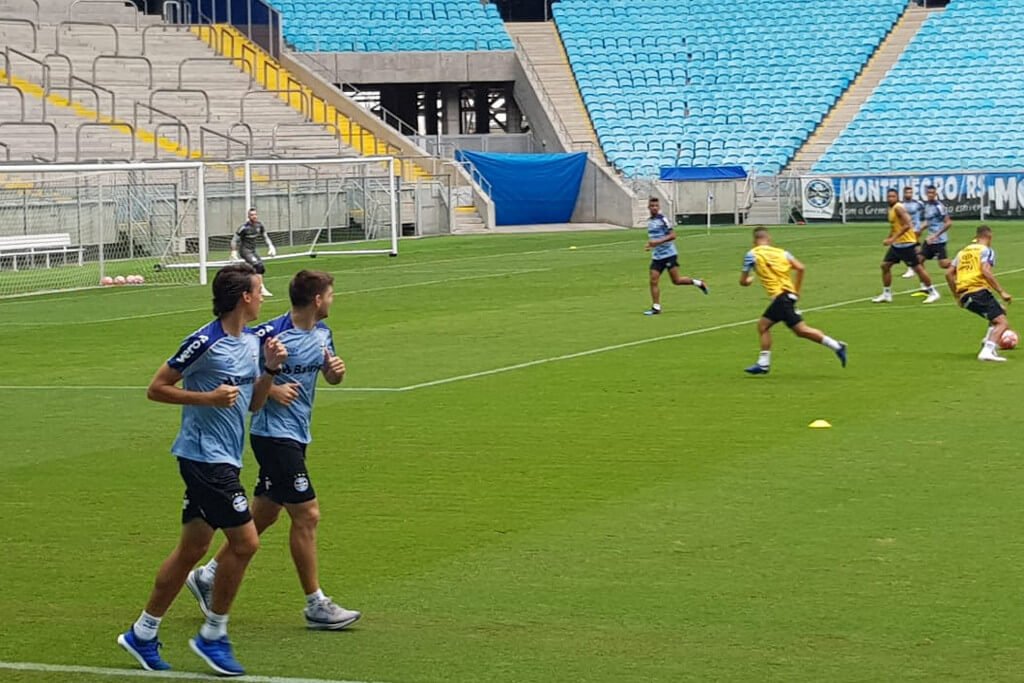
[93,54,153,88]
[48,83,101,121]
[178,56,254,88]
[132,100,184,127]
[75,121,135,161]
[152,121,189,158]
[43,53,74,88]
[229,122,254,153]
[0,121,58,161]
[150,88,211,122]
[456,156,493,197]
[240,88,309,122]
[5,47,49,119]
[141,23,191,55]
[0,141,9,161]
[61,74,116,120]
[161,0,189,24]
[68,0,141,29]
[0,85,25,121]
[271,122,342,157]
[2,0,38,25]
[199,126,249,159]
[56,21,120,56]
[0,18,37,51]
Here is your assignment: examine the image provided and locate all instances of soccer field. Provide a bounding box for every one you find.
[3,222,1024,683]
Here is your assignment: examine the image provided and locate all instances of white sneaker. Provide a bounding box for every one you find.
[871,293,892,303]
[260,285,273,297]
[923,291,940,304]
[304,597,361,631]
[978,350,1007,363]
[900,268,916,279]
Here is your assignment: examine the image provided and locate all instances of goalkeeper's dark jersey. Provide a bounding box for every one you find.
[235,220,266,252]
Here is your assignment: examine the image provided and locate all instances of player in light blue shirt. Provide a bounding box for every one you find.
[643,197,708,315]
[917,184,954,274]
[900,185,926,279]
[119,263,287,677]
[190,270,361,632]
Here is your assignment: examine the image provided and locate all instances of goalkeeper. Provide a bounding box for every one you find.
[231,208,276,297]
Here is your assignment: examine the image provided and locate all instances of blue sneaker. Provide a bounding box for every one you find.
[643,307,661,316]
[696,280,709,295]
[835,342,848,368]
[117,629,171,671]
[744,364,770,375]
[190,635,245,677]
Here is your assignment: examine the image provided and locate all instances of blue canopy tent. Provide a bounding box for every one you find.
[455,151,588,226]
[659,165,749,231]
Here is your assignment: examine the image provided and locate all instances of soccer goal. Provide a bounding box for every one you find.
[159,156,400,280]
[0,161,206,298]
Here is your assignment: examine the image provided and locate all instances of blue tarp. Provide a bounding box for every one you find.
[659,166,748,181]
[455,151,588,225]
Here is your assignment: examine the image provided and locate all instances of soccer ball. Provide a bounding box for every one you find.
[133,275,145,285]
[100,276,114,286]
[127,274,142,285]
[114,275,126,285]
[999,330,1019,350]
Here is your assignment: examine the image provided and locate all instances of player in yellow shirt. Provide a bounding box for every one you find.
[872,188,940,303]
[946,225,1013,362]
[740,227,847,375]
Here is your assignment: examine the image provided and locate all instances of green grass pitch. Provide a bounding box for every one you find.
[2,222,1024,682]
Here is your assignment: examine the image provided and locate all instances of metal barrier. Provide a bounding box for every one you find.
[0,85,25,121]
[150,88,210,122]
[43,53,74,88]
[2,0,39,25]
[228,121,253,154]
[132,101,191,157]
[240,88,309,122]
[93,55,153,88]
[76,121,135,161]
[0,141,9,161]
[152,122,189,158]
[68,0,140,29]
[199,126,250,159]
[0,18,37,52]
[49,83,101,121]
[141,23,192,56]
[56,21,120,56]
[50,75,117,120]
[161,0,190,24]
[0,121,58,161]
[4,47,49,119]
[178,56,254,88]
[271,122,342,157]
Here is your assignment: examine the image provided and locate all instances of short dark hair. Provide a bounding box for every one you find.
[289,270,334,307]
[648,197,659,203]
[926,185,937,191]
[887,188,899,196]
[248,207,257,212]
[977,224,992,237]
[753,227,770,240]
[212,263,257,317]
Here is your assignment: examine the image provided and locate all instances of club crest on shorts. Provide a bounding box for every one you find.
[232,493,249,512]
[182,496,189,510]
[294,475,310,493]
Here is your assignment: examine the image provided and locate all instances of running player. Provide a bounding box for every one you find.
[917,184,953,276]
[740,227,847,375]
[872,188,940,304]
[946,225,1013,362]
[899,185,925,280]
[643,197,708,315]
[187,270,361,631]
[231,208,276,297]
[118,264,287,676]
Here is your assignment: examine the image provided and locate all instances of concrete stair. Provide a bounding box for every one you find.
[786,4,943,175]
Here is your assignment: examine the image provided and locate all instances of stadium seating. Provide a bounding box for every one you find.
[270,0,514,52]
[554,0,909,177]
[814,0,1024,173]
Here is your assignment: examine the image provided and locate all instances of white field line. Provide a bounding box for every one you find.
[0,660,384,683]
[4,269,551,327]
[0,385,398,392]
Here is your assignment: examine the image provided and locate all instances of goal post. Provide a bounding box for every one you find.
[0,161,207,298]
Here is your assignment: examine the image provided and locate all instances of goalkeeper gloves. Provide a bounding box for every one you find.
[267,245,277,257]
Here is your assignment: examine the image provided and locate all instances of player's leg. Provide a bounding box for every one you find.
[241,248,272,297]
[118,518,214,671]
[791,321,848,367]
[912,252,940,303]
[667,264,709,294]
[873,257,895,302]
[979,309,1009,362]
[645,266,663,315]
[746,316,775,374]
[901,239,921,278]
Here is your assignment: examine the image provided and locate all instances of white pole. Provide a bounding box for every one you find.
[389,157,399,256]
[197,164,208,286]
[243,159,252,211]
[706,188,713,236]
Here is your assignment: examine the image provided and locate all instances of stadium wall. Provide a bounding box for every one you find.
[289,52,517,86]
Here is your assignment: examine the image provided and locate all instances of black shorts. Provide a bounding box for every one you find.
[239,248,265,274]
[920,242,948,262]
[650,255,679,273]
[961,289,1006,322]
[762,292,803,328]
[884,245,918,267]
[179,458,252,529]
[251,434,316,505]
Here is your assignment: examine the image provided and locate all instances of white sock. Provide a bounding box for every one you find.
[132,611,162,641]
[200,559,218,584]
[883,287,892,295]
[821,336,842,351]
[652,303,661,311]
[983,340,998,354]
[306,588,326,605]
[199,612,229,641]
[986,326,995,342]
[757,351,771,367]
[692,278,704,288]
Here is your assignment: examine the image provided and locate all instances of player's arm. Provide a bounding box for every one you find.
[250,337,288,412]
[147,364,239,407]
[944,263,959,299]
[981,260,1011,303]
[787,254,806,296]
[886,205,914,244]
[262,224,276,257]
[230,229,241,261]
[647,229,675,249]
[930,212,953,243]
[739,251,755,286]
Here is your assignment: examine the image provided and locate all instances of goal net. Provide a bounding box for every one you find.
[0,162,205,299]
[160,156,400,278]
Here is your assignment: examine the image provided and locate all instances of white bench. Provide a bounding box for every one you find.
[0,234,84,270]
